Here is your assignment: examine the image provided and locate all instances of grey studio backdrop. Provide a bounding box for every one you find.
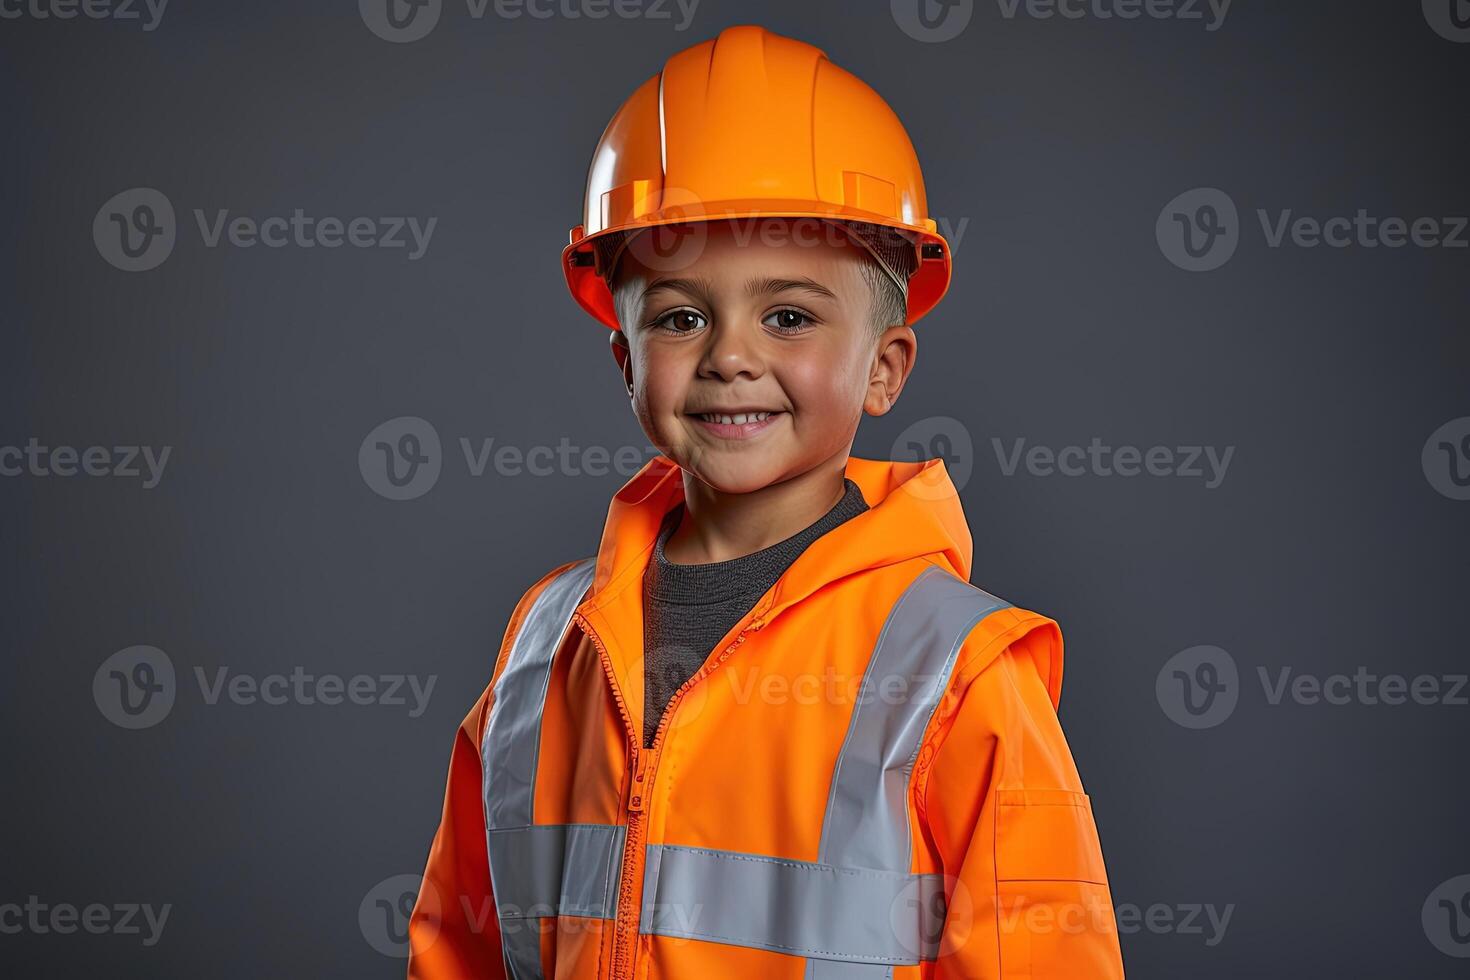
[2,1,1467,977]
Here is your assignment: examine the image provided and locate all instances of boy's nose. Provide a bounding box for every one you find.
[697,323,767,383]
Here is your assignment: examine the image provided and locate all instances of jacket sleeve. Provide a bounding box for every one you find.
[406,684,508,979]
[916,614,1125,979]
[408,560,583,978]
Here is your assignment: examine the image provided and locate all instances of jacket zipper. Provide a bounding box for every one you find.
[575,610,767,980]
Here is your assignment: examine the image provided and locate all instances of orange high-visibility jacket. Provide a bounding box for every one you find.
[409,455,1125,979]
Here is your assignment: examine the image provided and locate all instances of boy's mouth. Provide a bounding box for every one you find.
[686,409,786,440]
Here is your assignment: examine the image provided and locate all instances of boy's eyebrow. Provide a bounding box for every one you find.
[641,276,716,303]
[744,277,838,302]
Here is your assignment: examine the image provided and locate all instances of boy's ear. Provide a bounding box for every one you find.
[609,329,634,394]
[864,324,917,417]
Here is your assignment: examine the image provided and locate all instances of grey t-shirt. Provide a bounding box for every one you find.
[640,477,870,749]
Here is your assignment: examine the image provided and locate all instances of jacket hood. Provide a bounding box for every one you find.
[583,454,973,619]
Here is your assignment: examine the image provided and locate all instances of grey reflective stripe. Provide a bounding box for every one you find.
[481,558,599,980]
[807,565,1008,977]
[818,565,1009,869]
[484,557,597,829]
[486,823,625,918]
[640,843,945,965]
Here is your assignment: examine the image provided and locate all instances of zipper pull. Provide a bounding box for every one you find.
[628,747,648,812]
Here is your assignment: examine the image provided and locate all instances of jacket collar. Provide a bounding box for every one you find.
[582,453,971,616]
[573,454,973,743]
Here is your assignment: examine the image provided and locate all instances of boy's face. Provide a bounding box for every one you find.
[607,219,916,495]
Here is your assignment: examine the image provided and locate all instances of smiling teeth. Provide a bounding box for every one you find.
[700,412,772,425]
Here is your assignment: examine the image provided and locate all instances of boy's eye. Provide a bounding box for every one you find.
[763,308,812,332]
[653,309,707,333]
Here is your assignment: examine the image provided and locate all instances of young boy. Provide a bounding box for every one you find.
[408,25,1124,980]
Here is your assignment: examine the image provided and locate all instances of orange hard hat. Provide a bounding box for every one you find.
[562,24,953,331]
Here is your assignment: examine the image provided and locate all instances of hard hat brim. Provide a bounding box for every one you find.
[563,204,951,331]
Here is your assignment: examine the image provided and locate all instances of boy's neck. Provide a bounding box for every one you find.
[663,452,853,566]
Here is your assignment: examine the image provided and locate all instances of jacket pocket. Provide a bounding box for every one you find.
[995,788,1108,886]
[992,790,1118,978]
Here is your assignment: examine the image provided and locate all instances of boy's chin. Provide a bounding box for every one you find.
[678,452,793,497]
